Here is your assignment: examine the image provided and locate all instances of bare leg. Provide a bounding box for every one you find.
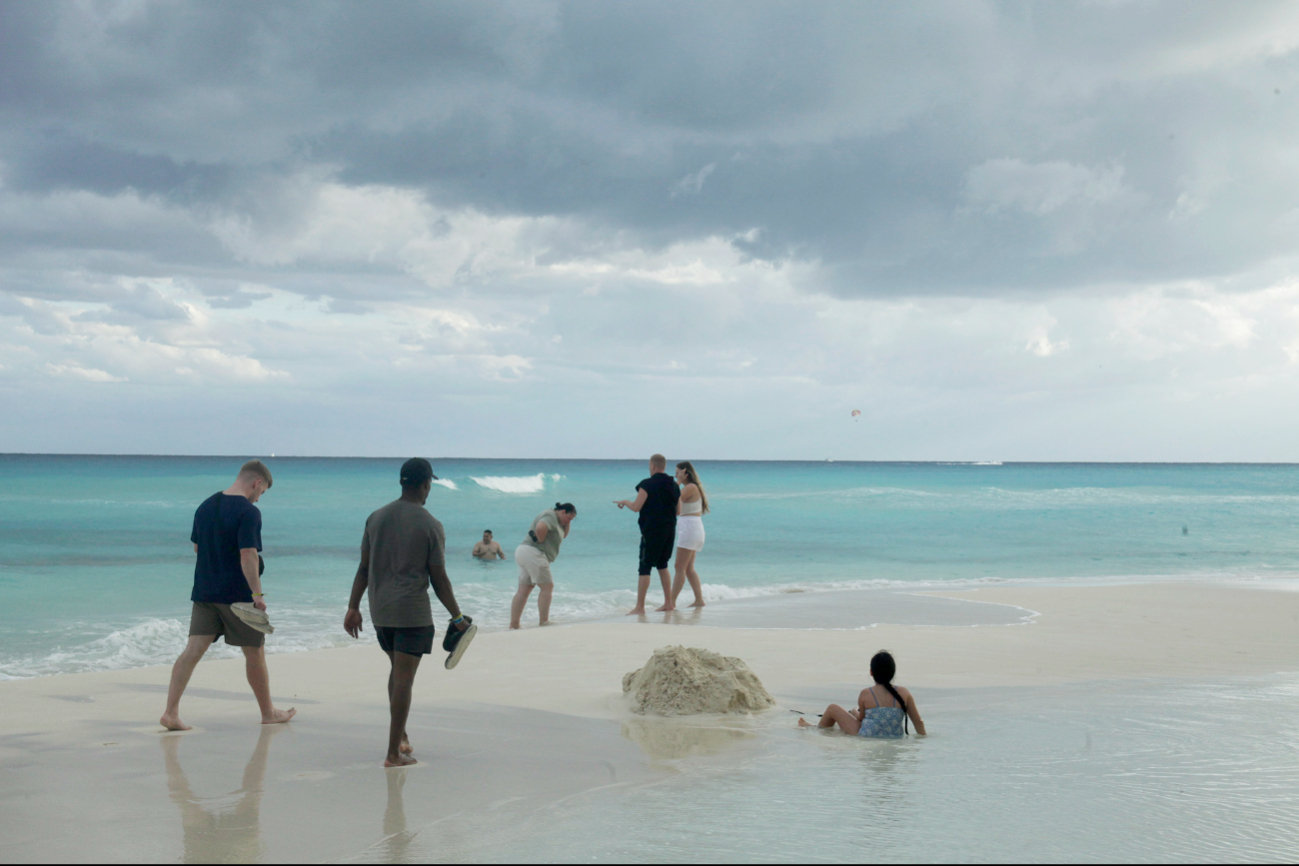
[242,645,296,725]
[510,583,534,629]
[687,562,704,606]
[796,703,860,735]
[160,634,216,731]
[671,554,688,606]
[537,584,553,625]
[628,574,650,614]
[386,652,413,754]
[654,568,675,612]
[678,549,704,606]
[386,651,422,767]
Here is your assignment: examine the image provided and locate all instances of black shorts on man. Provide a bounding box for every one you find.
[376,624,436,656]
[638,524,676,574]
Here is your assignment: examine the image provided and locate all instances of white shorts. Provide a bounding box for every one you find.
[676,516,705,552]
[515,544,554,587]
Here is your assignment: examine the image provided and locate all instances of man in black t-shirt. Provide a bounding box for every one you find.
[160,460,295,731]
[615,453,681,614]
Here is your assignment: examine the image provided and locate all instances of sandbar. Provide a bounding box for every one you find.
[1,580,1296,863]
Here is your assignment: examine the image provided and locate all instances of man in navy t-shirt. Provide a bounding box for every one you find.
[615,453,681,614]
[160,460,296,731]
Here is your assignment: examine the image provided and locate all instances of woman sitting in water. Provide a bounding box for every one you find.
[798,650,926,737]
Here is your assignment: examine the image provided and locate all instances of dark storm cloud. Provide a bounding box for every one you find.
[1,1,1297,299]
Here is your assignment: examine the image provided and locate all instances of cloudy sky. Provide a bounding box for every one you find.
[2,1,1297,460]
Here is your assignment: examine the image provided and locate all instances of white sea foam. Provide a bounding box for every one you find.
[6,570,1294,679]
[470,473,563,494]
[0,608,366,680]
[432,478,459,490]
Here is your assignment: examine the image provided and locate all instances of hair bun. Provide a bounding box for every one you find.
[555,502,562,509]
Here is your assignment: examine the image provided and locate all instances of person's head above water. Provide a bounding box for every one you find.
[649,453,667,473]
[399,458,437,504]
[870,650,896,684]
[482,530,493,541]
[554,502,577,528]
[870,650,908,714]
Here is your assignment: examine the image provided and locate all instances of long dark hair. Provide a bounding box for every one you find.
[554,502,577,515]
[870,650,908,733]
[675,461,709,514]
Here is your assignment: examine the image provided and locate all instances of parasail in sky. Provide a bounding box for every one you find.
[851,409,861,419]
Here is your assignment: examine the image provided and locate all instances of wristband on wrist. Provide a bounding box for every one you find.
[252,593,264,597]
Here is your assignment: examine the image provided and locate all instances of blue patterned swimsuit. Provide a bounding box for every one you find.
[858,688,907,738]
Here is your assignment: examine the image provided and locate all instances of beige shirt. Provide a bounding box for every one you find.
[361,500,446,628]
[521,509,563,563]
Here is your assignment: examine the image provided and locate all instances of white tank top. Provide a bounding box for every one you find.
[680,498,703,516]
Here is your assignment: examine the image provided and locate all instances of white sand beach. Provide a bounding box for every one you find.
[3,581,1298,862]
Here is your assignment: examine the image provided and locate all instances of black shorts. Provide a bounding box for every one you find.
[639,523,676,574]
[376,624,436,656]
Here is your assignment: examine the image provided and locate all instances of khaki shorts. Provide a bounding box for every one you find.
[515,544,554,587]
[189,602,265,648]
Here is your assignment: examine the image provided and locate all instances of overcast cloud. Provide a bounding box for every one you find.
[2,1,1298,460]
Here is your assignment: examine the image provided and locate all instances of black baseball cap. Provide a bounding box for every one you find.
[400,457,438,486]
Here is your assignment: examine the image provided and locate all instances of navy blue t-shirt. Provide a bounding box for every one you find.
[636,473,680,529]
[190,493,263,604]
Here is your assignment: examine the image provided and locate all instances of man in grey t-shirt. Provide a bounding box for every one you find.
[344,458,470,767]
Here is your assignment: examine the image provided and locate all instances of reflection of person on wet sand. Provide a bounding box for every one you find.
[381,768,415,862]
[161,724,283,864]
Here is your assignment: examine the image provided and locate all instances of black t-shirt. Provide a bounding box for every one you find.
[190,493,263,604]
[636,473,680,529]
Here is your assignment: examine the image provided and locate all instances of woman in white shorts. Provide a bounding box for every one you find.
[510,502,576,629]
[670,462,708,608]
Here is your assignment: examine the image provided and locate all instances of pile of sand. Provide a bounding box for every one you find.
[622,645,776,716]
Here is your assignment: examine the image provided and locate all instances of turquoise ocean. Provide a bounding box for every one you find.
[3,455,1299,680]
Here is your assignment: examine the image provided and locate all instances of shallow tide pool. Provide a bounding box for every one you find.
[454,674,1299,863]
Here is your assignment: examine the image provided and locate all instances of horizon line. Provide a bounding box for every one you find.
[1,453,1298,466]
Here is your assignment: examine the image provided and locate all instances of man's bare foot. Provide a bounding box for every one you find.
[384,753,417,768]
[262,707,296,725]
[626,607,646,615]
[159,713,191,732]
[539,619,552,627]
[655,603,676,612]
[689,600,706,608]
[797,717,812,727]
[509,623,520,630]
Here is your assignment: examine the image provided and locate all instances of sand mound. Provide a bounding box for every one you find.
[621,645,776,716]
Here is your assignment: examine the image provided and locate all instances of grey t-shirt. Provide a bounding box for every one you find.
[522,509,563,562]
[361,499,446,628]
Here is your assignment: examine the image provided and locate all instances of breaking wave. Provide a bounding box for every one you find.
[470,473,563,494]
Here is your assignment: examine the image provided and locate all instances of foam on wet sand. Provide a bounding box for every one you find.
[3,581,1299,862]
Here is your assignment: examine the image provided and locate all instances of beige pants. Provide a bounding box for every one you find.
[515,544,554,587]
[189,602,265,647]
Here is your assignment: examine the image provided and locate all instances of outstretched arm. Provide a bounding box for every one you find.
[344,547,369,638]
[614,489,649,512]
